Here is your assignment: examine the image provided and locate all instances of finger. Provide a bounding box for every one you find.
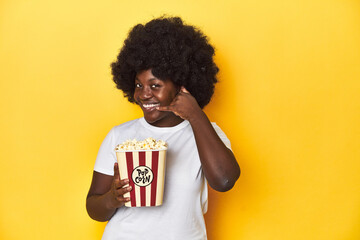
[113,162,120,180]
[116,196,131,202]
[180,86,190,93]
[118,178,130,187]
[156,105,175,112]
[114,179,129,191]
[116,185,132,196]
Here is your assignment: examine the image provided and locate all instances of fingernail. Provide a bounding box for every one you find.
[128,186,132,191]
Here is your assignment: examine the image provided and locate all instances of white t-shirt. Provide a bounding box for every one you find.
[94,117,231,240]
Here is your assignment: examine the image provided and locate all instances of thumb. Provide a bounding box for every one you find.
[114,162,120,180]
[180,86,190,94]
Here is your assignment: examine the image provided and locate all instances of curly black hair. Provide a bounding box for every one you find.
[111,16,219,109]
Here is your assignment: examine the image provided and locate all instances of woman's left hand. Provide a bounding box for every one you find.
[156,87,202,121]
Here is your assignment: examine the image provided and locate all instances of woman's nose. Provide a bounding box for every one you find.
[139,86,152,99]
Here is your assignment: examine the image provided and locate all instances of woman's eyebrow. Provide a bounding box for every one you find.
[135,77,159,82]
[140,78,159,82]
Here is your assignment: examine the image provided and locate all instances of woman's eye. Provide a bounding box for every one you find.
[151,84,160,88]
[135,83,142,88]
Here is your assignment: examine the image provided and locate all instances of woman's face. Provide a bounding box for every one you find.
[134,69,182,127]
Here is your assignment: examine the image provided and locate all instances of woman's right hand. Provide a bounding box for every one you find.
[108,162,132,209]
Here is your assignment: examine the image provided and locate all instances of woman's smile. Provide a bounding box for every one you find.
[141,102,160,112]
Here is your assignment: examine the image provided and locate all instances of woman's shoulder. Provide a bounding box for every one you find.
[112,118,142,132]
[210,122,223,133]
[211,122,232,149]
[101,118,143,144]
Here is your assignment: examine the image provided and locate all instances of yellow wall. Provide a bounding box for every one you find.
[1,0,359,239]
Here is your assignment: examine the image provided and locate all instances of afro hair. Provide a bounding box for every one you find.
[110,16,219,109]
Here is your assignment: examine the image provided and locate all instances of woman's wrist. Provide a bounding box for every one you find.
[103,190,120,211]
[188,108,207,126]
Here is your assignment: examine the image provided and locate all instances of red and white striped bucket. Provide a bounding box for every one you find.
[115,150,167,207]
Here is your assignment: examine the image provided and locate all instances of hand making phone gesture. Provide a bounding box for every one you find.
[157,87,202,122]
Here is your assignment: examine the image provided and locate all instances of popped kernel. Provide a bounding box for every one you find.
[115,138,167,151]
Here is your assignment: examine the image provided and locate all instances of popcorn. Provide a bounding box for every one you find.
[115,137,168,207]
[115,137,167,151]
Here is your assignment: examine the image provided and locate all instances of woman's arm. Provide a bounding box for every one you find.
[188,110,240,191]
[86,163,132,221]
[157,87,240,192]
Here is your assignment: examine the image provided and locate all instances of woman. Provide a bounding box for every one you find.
[86,16,240,240]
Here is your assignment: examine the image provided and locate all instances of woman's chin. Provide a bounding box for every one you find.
[143,112,162,125]
[144,113,183,127]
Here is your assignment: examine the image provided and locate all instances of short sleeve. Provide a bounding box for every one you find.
[94,128,117,176]
[211,123,232,150]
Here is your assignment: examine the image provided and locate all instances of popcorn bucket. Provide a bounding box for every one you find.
[115,149,167,207]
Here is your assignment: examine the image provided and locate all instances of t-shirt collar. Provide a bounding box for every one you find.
[139,117,189,132]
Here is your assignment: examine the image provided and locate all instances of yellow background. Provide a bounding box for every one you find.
[1,0,359,239]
